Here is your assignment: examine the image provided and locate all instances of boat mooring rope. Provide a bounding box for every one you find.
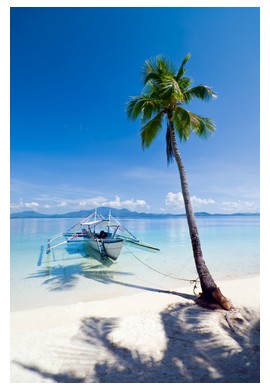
[124,245,201,295]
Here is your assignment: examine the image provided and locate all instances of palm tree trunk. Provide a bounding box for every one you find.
[168,118,233,310]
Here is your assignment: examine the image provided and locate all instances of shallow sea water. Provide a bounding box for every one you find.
[10,216,259,311]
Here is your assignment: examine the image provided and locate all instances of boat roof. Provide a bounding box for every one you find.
[81,219,120,227]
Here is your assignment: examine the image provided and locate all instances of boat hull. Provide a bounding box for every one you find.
[87,238,124,261]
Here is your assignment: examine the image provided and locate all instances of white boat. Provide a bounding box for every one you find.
[87,236,124,261]
[46,210,159,261]
[79,216,125,261]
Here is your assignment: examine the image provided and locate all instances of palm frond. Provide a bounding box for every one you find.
[190,113,216,138]
[157,56,175,76]
[127,53,217,154]
[143,80,162,100]
[126,95,160,121]
[176,52,191,80]
[160,75,184,101]
[184,85,217,103]
[178,76,192,91]
[143,56,175,85]
[172,107,191,141]
[126,96,145,120]
[141,99,160,123]
[144,72,161,84]
[140,112,164,148]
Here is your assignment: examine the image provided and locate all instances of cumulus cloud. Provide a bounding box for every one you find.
[53,195,150,211]
[57,201,68,207]
[10,195,150,213]
[221,200,259,212]
[165,192,185,208]
[78,196,107,208]
[24,202,39,209]
[165,192,215,210]
[104,195,149,211]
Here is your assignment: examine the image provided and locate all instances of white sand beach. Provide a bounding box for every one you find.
[10,275,260,383]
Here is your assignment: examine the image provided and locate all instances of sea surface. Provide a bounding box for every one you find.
[10,216,259,311]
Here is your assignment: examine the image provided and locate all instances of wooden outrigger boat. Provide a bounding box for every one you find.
[46,210,159,261]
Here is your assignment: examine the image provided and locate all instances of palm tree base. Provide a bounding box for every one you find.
[196,287,234,311]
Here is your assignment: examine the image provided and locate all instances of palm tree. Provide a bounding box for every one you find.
[126,54,233,310]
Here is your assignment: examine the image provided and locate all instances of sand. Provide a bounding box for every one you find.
[10,275,260,383]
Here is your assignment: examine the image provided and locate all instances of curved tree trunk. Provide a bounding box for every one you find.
[168,118,233,310]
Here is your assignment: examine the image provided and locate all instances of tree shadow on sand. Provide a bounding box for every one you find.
[78,304,259,383]
[13,301,259,383]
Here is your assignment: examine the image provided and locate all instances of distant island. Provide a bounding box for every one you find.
[10,207,260,219]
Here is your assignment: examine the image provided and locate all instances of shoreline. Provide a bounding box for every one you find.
[11,274,260,383]
[11,271,260,314]
[10,272,260,313]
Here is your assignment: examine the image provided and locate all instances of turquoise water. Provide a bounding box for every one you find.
[10,216,259,311]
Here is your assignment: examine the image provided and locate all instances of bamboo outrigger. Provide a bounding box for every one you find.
[46,210,159,261]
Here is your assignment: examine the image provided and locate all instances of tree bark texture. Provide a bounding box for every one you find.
[168,117,233,310]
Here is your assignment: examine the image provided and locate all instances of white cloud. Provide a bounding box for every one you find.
[221,200,259,212]
[78,196,107,208]
[165,192,185,208]
[165,192,215,210]
[104,195,149,211]
[77,195,150,211]
[190,195,216,207]
[10,195,150,213]
[55,195,150,211]
[57,201,68,207]
[24,202,39,209]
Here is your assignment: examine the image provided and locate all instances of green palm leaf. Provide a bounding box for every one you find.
[184,85,217,103]
[172,107,191,141]
[176,52,191,80]
[127,53,217,161]
[143,56,175,85]
[160,75,184,101]
[126,96,145,120]
[190,113,216,138]
[178,76,192,91]
[140,112,164,148]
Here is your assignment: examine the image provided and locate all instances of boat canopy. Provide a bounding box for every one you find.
[81,220,120,228]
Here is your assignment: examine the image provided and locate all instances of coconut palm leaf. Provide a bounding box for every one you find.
[140,111,164,148]
[176,52,191,80]
[126,96,144,120]
[160,75,184,101]
[172,107,191,141]
[184,85,217,103]
[178,76,192,91]
[143,56,175,85]
[127,53,217,157]
[192,115,216,138]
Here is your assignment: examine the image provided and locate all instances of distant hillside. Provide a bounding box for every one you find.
[10,208,260,219]
[10,210,48,218]
[10,207,183,219]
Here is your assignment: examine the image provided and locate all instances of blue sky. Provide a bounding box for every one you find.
[10,6,260,214]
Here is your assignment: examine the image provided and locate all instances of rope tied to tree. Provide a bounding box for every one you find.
[125,245,202,296]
